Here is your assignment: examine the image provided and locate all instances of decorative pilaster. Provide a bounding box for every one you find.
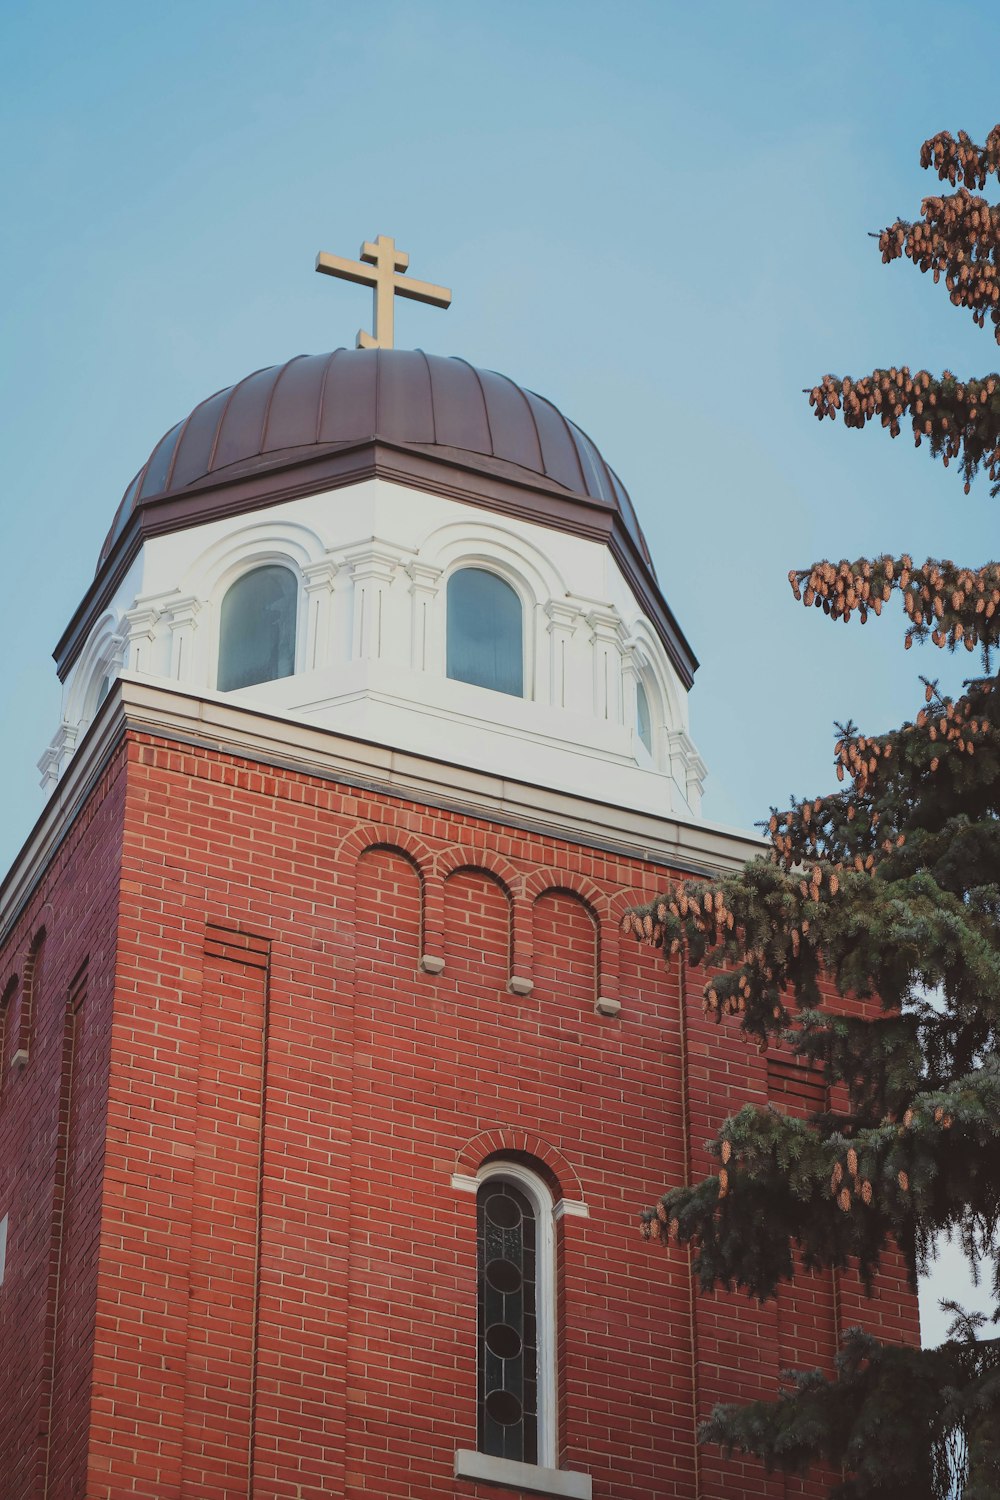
[344,544,404,662]
[544,601,581,710]
[121,603,162,676]
[586,608,628,724]
[161,596,202,682]
[620,644,641,736]
[667,729,707,814]
[38,727,76,793]
[103,629,129,685]
[406,561,444,672]
[300,557,340,672]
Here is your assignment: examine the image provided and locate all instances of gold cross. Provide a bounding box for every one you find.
[315,234,452,349]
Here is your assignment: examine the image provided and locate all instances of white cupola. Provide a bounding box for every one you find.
[43,349,706,817]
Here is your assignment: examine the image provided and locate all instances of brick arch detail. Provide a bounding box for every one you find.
[0,971,19,1012]
[437,846,522,986]
[335,821,435,876]
[519,871,615,1006]
[455,1128,585,1206]
[518,868,604,913]
[596,887,655,1008]
[434,844,519,892]
[337,822,442,975]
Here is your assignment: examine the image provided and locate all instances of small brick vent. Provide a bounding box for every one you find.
[767,1054,827,1117]
[204,924,270,970]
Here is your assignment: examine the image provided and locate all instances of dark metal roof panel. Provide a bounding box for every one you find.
[168,388,232,491]
[98,350,663,603]
[568,421,616,506]
[138,420,184,501]
[477,368,544,473]
[254,355,316,451]
[426,352,491,453]
[212,365,281,470]
[315,348,377,444]
[523,390,587,493]
[375,348,435,444]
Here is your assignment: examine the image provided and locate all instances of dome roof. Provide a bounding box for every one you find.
[60,349,696,689]
[98,349,655,574]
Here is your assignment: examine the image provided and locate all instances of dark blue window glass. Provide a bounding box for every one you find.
[477,1180,538,1463]
[218,565,297,692]
[447,569,523,697]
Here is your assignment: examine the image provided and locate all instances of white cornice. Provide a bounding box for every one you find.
[0,677,763,945]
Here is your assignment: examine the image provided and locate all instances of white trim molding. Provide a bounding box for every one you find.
[8,676,763,950]
[455,1450,592,1499]
[552,1197,589,1221]
[46,479,708,819]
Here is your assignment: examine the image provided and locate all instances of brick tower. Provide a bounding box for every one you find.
[0,335,918,1499]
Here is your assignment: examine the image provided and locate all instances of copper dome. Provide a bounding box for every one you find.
[61,350,696,687]
[99,349,654,572]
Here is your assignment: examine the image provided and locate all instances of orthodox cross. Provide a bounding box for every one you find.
[315,234,452,349]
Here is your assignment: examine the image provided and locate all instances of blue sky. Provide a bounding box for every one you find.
[1,1,998,1340]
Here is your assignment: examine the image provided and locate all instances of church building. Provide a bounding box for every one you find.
[0,240,918,1499]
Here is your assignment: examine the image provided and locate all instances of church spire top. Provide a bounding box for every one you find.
[315,234,452,350]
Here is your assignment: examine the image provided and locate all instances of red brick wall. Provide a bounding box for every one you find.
[0,748,126,1500]
[0,729,920,1499]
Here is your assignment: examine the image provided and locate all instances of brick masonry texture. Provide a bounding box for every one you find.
[0,730,920,1499]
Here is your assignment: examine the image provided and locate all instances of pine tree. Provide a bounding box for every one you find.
[628,127,1000,1499]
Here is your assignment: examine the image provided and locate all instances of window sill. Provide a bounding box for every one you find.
[454,1450,592,1499]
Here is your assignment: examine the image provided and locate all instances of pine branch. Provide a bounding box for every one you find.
[921,127,1000,190]
[640,1061,1000,1302]
[807,373,1000,494]
[790,555,1000,652]
[876,191,1000,341]
[632,126,1000,1495]
[767,673,1000,869]
[703,1326,1000,1500]
[626,857,1000,1052]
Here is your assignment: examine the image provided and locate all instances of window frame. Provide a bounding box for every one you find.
[215,561,301,694]
[635,675,653,757]
[445,564,529,700]
[475,1160,557,1469]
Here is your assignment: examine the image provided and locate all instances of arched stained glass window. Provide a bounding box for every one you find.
[636,678,653,754]
[218,565,297,692]
[477,1179,538,1463]
[447,569,523,697]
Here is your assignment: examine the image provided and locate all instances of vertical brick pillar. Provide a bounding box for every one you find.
[180,925,270,1498]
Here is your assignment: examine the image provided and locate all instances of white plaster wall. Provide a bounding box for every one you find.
[47,480,707,816]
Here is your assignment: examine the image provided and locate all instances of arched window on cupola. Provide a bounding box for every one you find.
[217,565,298,692]
[447,568,523,697]
[636,677,653,756]
[475,1165,557,1468]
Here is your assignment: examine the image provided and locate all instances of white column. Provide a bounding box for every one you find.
[344,544,405,662]
[544,601,581,710]
[38,727,76,793]
[104,628,129,685]
[300,557,340,672]
[667,729,708,815]
[121,603,161,677]
[344,543,407,660]
[586,608,627,723]
[162,595,202,683]
[406,561,444,672]
[620,644,641,741]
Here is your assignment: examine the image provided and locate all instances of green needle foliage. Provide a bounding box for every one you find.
[628,128,1000,1498]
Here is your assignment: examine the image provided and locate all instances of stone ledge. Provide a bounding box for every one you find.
[455,1450,592,1498]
